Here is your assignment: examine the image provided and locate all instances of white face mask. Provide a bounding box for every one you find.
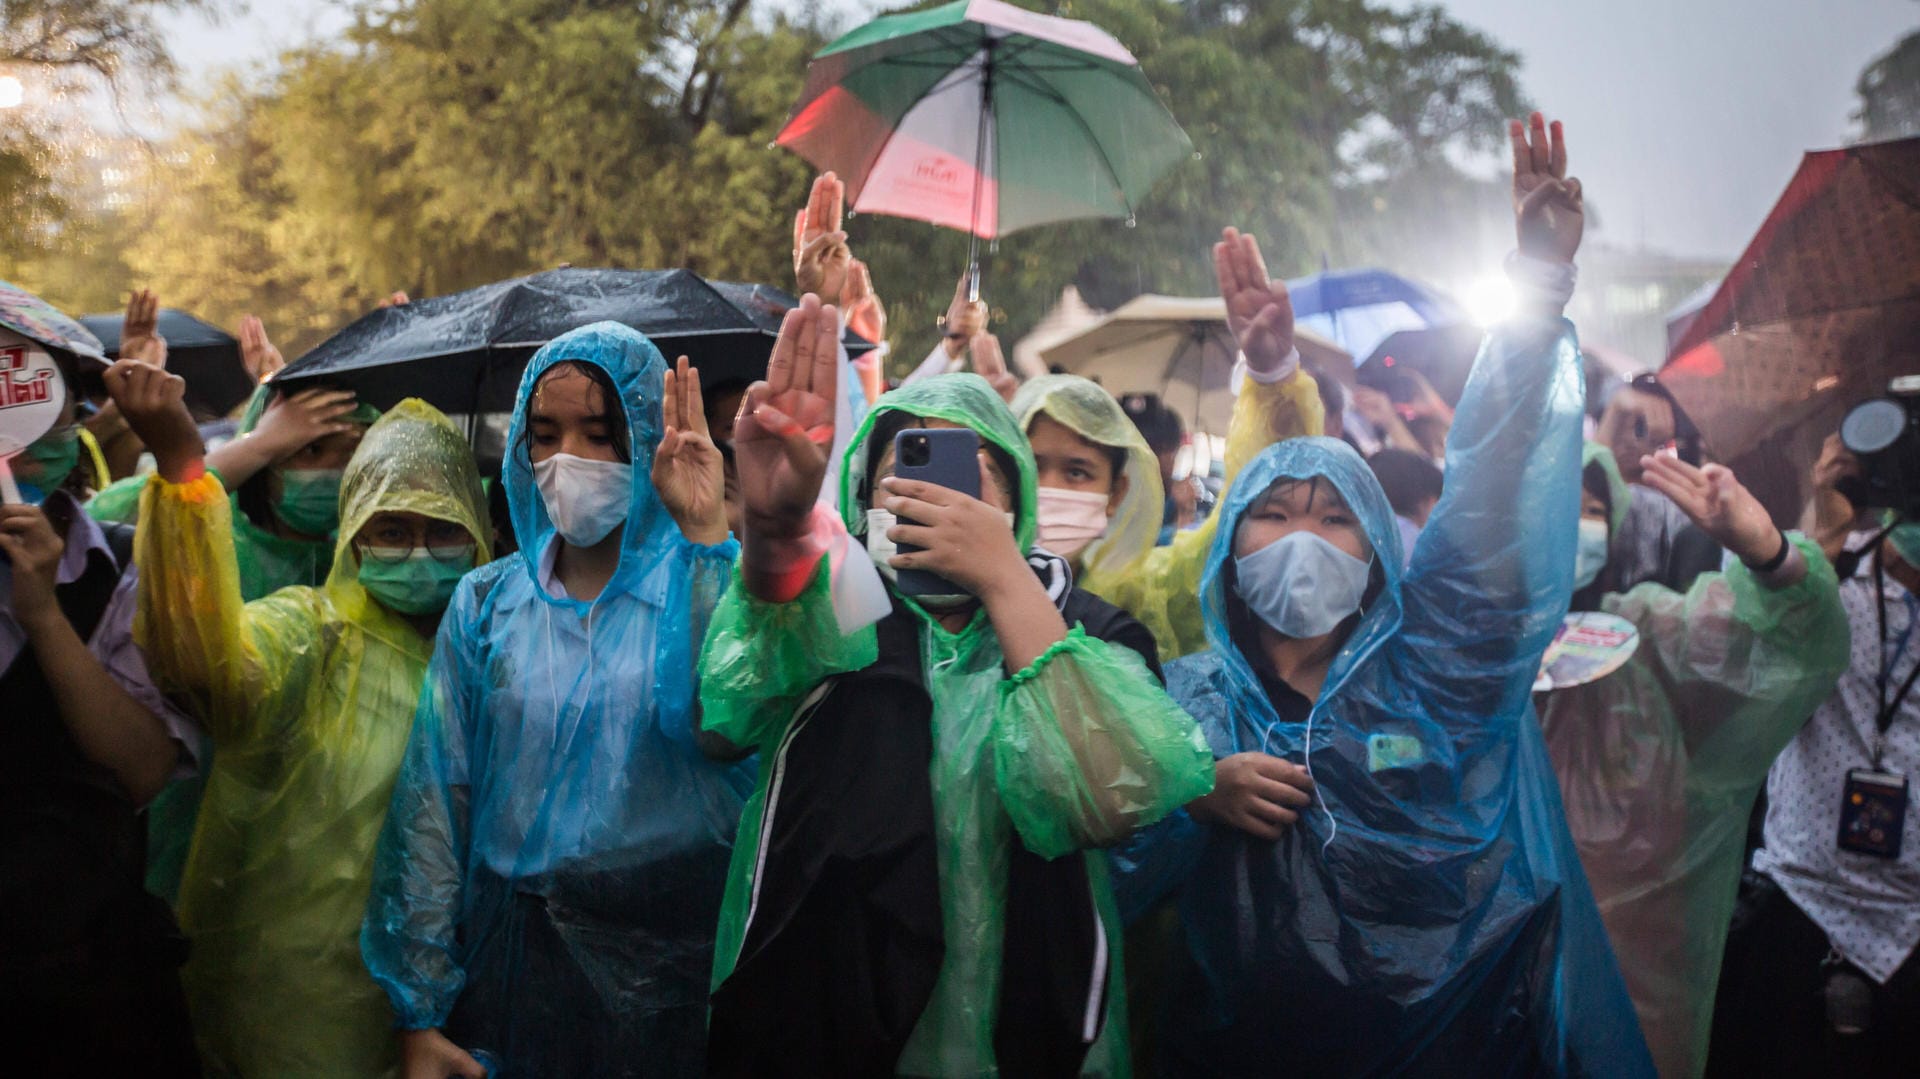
[1035,486,1111,558]
[534,452,632,547]
[1573,516,1610,590]
[1234,529,1373,639]
[865,506,1017,610]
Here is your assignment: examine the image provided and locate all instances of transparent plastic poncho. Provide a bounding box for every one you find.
[700,374,1214,1076]
[1538,445,1849,1078]
[133,399,492,1077]
[1114,318,1655,1077]
[361,323,750,1077]
[1011,368,1325,662]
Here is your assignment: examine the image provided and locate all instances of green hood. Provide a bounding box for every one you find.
[1582,441,1631,536]
[839,373,1037,552]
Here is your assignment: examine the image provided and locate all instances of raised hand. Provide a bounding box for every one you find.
[737,294,840,539]
[1213,227,1295,376]
[1510,112,1584,264]
[238,315,286,384]
[652,355,730,545]
[793,173,852,303]
[970,332,1018,402]
[940,270,988,360]
[0,505,66,623]
[250,387,360,460]
[878,457,1027,598]
[843,259,887,345]
[120,288,168,368]
[103,359,203,483]
[1640,455,1781,565]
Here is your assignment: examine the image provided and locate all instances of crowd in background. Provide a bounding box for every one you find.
[5,111,1916,1079]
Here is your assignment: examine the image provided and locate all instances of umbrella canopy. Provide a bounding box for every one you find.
[274,268,877,415]
[0,280,106,366]
[1355,324,1488,409]
[80,307,253,416]
[1036,293,1348,433]
[1661,137,1920,520]
[1286,267,1466,364]
[777,0,1191,243]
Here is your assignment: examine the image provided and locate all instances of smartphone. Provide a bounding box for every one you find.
[891,427,981,597]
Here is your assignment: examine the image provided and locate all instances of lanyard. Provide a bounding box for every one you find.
[1872,545,1920,753]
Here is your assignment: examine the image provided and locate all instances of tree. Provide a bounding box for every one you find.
[1854,28,1920,143]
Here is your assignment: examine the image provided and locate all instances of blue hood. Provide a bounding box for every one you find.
[1198,435,1405,706]
[504,321,674,605]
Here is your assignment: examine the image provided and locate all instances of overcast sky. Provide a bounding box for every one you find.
[158,0,1918,260]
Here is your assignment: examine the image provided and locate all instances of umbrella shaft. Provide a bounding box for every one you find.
[966,38,995,302]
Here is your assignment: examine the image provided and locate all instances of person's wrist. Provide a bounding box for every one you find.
[1739,529,1790,572]
[155,449,206,485]
[15,593,64,632]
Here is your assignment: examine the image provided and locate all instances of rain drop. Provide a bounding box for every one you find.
[1125,214,1138,229]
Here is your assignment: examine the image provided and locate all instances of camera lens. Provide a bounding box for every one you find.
[1843,399,1907,455]
[901,434,930,467]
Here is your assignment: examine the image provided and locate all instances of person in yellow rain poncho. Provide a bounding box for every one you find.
[699,296,1213,1076]
[108,356,490,1078]
[90,374,378,905]
[1536,443,1847,1078]
[1013,228,1324,662]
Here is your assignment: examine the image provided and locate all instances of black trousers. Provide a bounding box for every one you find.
[1706,872,1920,1078]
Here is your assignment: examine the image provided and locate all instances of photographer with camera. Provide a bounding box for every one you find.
[1706,391,1920,1076]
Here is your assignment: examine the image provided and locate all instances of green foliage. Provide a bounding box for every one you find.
[21,0,1528,367]
[1855,27,1920,143]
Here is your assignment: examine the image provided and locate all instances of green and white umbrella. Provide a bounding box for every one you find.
[777,0,1192,289]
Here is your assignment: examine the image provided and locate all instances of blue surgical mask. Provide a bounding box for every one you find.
[1574,517,1610,590]
[1234,530,1373,638]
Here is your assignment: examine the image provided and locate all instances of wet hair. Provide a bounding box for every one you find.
[1367,449,1443,519]
[861,409,1022,523]
[520,359,631,464]
[1120,393,1184,456]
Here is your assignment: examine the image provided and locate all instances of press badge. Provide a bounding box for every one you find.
[1368,733,1425,772]
[1838,769,1909,859]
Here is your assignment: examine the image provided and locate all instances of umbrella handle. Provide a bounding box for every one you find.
[967,258,982,304]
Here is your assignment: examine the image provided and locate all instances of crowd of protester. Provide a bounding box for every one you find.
[4,110,1914,1079]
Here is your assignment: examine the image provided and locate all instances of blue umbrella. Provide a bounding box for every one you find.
[1285,267,1466,364]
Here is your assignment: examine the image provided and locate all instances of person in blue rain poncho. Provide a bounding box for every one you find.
[361,322,750,1078]
[1113,114,1655,1077]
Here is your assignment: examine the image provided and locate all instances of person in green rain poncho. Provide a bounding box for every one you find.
[107,356,490,1078]
[91,360,378,904]
[1536,443,1848,1078]
[699,295,1215,1076]
[1010,228,1326,664]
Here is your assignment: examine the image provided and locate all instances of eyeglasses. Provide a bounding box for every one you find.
[355,519,475,564]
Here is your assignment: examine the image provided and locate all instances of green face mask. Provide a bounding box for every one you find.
[1889,522,1920,569]
[356,548,476,616]
[275,468,344,536]
[16,424,81,502]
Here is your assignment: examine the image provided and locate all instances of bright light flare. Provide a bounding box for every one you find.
[0,77,22,110]
[1462,275,1516,326]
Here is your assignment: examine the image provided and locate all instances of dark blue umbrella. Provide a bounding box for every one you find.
[80,308,252,416]
[1285,267,1466,364]
[274,268,877,415]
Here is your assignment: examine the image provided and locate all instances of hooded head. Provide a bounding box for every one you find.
[504,321,675,602]
[841,373,1037,554]
[1573,441,1631,605]
[1202,437,1404,690]
[1010,374,1163,574]
[234,382,382,537]
[327,398,492,626]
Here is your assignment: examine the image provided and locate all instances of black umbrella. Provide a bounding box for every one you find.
[1355,323,1486,408]
[273,268,877,414]
[79,308,252,417]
